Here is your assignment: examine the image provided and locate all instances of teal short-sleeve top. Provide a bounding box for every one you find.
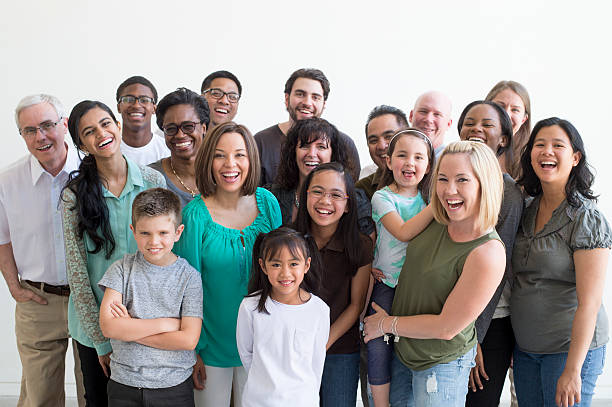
[174,187,282,367]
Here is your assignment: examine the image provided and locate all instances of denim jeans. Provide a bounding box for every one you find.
[320,352,360,407]
[389,345,476,407]
[366,281,396,385]
[513,345,606,407]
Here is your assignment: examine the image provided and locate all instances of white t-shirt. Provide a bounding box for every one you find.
[120,133,169,166]
[236,294,330,407]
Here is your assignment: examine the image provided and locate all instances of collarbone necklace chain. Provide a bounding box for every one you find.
[170,158,197,197]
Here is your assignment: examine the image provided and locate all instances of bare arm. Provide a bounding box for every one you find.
[380,204,433,242]
[327,263,371,350]
[99,288,181,342]
[555,248,609,407]
[0,243,46,304]
[365,239,505,342]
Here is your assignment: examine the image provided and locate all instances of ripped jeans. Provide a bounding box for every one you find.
[389,345,476,407]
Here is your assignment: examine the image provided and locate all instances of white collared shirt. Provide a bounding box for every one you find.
[0,143,80,285]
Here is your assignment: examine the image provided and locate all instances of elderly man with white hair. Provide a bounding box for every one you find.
[0,94,84,406]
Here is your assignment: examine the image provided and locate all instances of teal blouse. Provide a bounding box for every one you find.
[62,157,166,355]
[174,187,281,367]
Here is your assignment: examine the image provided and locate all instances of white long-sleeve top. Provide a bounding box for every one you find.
[236,293,330,407]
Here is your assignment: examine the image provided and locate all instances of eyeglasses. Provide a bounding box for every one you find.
[118,95,155,105]
[19,117,63,137]
[203,88,240,103]
[307,188,349,201]
[162,121,203,136]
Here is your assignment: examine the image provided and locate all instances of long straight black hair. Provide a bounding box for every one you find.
[247,227,322,314]
[62,100,119,258]
[294,162,363,273]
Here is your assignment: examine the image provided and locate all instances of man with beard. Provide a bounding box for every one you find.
[254,68,360,185]
[117,76,170,165]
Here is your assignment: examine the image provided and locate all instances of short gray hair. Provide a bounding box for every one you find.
[15,94,67,128]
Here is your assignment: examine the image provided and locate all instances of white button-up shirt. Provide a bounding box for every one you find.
[0,144,80,285]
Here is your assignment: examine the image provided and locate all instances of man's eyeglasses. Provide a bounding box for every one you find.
[19,118,63,137]
[203,88,240,103]
[118,95,155,106]
[162,121,203,136]
[307,188,349,201]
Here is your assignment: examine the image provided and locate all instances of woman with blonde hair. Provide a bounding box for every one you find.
[364,141,506,406]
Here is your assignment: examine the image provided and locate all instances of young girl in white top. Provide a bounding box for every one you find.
[368,129,435,407]
[236,227,330,407]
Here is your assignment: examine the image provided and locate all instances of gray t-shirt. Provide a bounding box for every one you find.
[511,194,611,353]
[99,251,203,388]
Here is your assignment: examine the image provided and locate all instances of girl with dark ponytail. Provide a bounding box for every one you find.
[62,100,165,405]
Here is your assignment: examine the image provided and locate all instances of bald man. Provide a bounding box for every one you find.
[409,91,453,158]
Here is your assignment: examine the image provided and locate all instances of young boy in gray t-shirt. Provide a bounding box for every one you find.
[99,188,202,406]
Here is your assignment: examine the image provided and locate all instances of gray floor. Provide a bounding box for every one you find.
[1,397,611,407]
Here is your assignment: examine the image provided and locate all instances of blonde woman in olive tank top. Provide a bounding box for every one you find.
[364,141,506,407]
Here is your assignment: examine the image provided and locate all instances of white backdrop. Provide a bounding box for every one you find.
[2,0,612,400]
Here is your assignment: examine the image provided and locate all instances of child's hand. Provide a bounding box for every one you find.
[371,267,385,282]
[192,354,207,390]
[109,302,131,319]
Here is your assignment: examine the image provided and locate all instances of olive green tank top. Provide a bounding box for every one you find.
[391,221,500,371]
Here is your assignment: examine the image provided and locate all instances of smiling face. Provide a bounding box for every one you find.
[409,92,452,149]
[436,153,481,227]
[117,83,156,132]
[491,88,527,135]
[387,135,430,195]
[295,135,333,182]
[367,114,402,170]
[259,246,311,305]
[212,131,250,194]
[131,215,184,266]
[162,104,205,160]
[530,125,581,189]
[204,77,240,126]
[18,102,68,175]
[285,77,326,122]
[306,169,348,230]
[77,107,122,158]
[459,104,507,154]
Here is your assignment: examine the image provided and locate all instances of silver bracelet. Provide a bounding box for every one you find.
[391,317,400,342]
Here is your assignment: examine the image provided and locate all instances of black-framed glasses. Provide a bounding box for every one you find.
[118,95,155,105]
[203,88,240,103]
[19,117,63,137]
[307,188,349,201]
[162,121,203,136]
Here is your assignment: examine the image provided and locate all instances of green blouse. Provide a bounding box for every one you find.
[62,158,165,355]
[174,188,282,367]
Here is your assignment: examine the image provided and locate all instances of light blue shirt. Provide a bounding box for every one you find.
[372,187,425,287]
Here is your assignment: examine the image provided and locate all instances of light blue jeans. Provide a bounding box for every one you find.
[513,345,606,407]
[389,345,476,406]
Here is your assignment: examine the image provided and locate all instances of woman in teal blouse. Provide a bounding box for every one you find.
[62,100,165,405]
[173,122,281,407]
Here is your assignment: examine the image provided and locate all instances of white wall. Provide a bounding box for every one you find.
[2,0,612,399]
